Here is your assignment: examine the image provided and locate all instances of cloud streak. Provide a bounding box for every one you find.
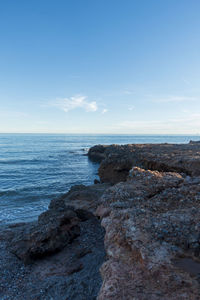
[52,96,98,113]
[112,113,200,134]
[153,95,197,103]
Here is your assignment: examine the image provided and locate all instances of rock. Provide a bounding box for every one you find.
[9,207,80,263]
[4,141,200,298]
[96,167,200,299]
[9,183,110,264]
[94,179,100,184]
[189,140,200,144]
[99,157,133,184]
[89,142,200,183]
[87,144,108,162]
[0,214,106,300]
[49,183,110,214]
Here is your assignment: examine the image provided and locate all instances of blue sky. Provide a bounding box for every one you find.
[0,0,200,134]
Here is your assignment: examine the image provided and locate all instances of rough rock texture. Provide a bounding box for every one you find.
[88,145,109,162]
[0,182,110,299]
[8,183,109,264]
[88,143,200,183]
[49,183,110,215]
[0,216,105,300]
[96,167,200,299]
[9,207,80,263]
[2,142,200,299]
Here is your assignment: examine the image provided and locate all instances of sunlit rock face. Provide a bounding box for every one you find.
[89,143,200,184]
[96,167,200,300]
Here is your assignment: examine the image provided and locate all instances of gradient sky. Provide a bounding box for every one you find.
[0,0,200,134]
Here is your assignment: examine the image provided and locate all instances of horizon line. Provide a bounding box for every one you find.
[0,132,199,136]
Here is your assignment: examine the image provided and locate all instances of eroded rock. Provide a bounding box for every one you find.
[49,183,110,214]
[9,207,80,263]
[96,167,200,299]
[8,183,109,264]
[89,142,200,183]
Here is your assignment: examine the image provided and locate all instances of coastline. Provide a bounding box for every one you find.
[1,141,200,299]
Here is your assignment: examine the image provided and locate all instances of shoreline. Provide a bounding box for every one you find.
[1,141,200,299]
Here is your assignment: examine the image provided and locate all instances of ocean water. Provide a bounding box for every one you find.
[0,134,199,225]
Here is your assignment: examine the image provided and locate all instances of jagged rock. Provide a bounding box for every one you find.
[4,142,200,298]
[8,184,110,264]
[49,183,110,214]
[88,144,108,162]
[9,207,80,263]
[189,140,200,144]
[89,142,200,183]
[96,167,200,299]
[94,179,100,184]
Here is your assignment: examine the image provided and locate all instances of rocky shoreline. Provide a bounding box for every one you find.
[1,141,200,299]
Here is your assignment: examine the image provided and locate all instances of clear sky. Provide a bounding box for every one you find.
[0,0,200,134]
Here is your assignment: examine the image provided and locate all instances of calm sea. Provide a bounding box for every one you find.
[0,134,199,224]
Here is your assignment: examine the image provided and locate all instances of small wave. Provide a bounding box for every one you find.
[0,158,48,165]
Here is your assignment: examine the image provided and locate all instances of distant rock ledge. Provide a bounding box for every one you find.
[88,142,200,183]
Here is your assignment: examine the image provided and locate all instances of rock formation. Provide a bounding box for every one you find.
[88,142,200,299]
[96,167,200,299]
[1,141,200,299]
[88,143,200,183]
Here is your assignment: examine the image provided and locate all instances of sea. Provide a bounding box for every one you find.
[0,134,199,225]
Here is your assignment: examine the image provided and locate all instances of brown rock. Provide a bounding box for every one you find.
[96,167,200,299]
[89,142,200,184]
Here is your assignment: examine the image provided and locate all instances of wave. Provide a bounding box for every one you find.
[0,184,50,197]
[0,158,48,165]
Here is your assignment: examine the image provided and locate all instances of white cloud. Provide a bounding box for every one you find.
[128,106,135,111]
[52,95,98,112]
[102,109,108,114]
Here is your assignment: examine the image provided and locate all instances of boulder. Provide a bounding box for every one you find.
[49,183,110,214]
[87,144,108,162]
[9,207,80,263]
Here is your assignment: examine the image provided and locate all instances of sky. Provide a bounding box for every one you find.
[0,0,200,134]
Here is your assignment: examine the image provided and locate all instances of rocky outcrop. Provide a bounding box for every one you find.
[8,183,110,264]
[1,183,109,299]
[89,143,200,183]
[96,167,200,299]
[2,141,200,299]
[0,214,106,300]
[9,207,80,263]
[49,183,110,214]
[87,145,108,162]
